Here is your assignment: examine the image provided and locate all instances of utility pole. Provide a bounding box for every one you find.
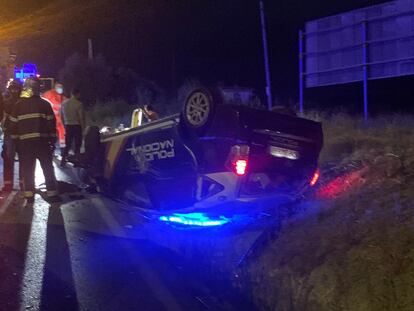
[259,0,273,110]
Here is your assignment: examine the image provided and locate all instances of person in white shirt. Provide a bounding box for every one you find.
[60,87,85,166]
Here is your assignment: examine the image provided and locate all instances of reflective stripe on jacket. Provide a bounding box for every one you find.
[1,95,20,136]
[9,96,57,142]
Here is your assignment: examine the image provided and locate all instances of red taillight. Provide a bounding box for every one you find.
[227,145,250,176]
[310,169,320,186]
[234,159,248,176]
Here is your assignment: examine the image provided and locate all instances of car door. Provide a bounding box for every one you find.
[113,124,198,210]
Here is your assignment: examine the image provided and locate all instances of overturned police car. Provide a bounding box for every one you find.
[79,88,323,226]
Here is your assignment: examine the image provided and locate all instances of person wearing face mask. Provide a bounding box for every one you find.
[41,82,67,149]
[1,80,24,192]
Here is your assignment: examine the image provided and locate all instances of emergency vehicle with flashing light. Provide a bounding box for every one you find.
[76,88,323,221]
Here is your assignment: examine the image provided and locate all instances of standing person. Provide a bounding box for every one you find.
[1,80,23,192]
[60,87,85,167]
[143,104,159,122]
[42,82,67,148]
[9,77,61,203]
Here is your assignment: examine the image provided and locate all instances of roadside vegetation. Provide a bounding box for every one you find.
[58,53,197,128]
[85,99,133,128]
[238,113,414,311]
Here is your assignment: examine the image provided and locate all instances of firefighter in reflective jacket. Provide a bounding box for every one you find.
[9,77,61,203]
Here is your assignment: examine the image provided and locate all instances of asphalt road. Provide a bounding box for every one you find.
[0,161,258,311]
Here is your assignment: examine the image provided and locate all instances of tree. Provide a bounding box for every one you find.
[58,53,112,105]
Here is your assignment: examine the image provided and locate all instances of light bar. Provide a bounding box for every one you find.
[159,212,229,227]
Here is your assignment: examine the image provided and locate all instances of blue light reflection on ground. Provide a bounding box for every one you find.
[159,212,230,227]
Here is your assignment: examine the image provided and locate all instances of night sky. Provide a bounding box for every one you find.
[93,0,387,94]
[5,0,413,112]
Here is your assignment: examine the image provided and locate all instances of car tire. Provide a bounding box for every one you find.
[182,87,219,133]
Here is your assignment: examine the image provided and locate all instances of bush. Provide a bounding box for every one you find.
[319,113,414,166]
[59,53,112,105]
[85,99,136,128]
[134,77,167,114]
[59,53,173,127]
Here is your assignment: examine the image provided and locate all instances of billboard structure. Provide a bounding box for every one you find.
[299,0,414,119]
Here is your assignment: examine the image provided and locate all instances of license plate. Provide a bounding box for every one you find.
[268,146,299,160]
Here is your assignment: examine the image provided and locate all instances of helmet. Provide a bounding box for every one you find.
[7,79,22,94]
[21,77,41,98]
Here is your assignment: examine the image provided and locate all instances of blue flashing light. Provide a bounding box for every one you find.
[159,212,229,227]
[14,63,38,82]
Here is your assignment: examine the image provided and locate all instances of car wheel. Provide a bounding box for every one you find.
[182,88,216,131]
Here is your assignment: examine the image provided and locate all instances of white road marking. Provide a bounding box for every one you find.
[7,164,182,310]
[62,197,183,311]
[19,200,50,311]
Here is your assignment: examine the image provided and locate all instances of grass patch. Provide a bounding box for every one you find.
[240,113,414,311]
